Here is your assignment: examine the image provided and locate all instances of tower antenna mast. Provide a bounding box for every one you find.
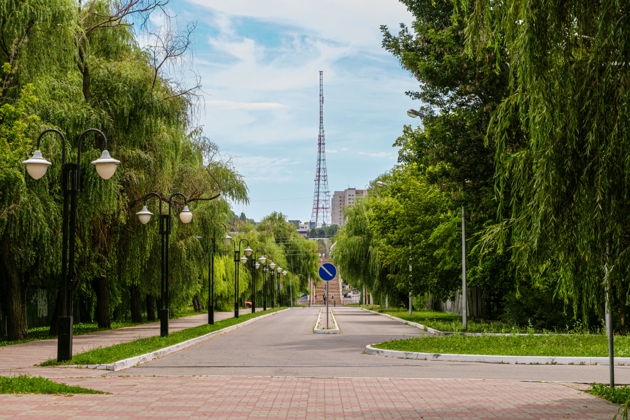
[310,71,330,228]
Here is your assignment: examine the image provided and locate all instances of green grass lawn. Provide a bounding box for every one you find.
[0,375,105,394]
[589,384,630,419]
[0,321,142,347]
[41,308,283,366]
[0,308,208,347]
[376,308,551,333]
[374,334,630,357]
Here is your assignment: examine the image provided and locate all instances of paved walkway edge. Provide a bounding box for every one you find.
[361,308,443,335]
[72,309,290,371]
[364,344,630,366]
[314,308,339,334]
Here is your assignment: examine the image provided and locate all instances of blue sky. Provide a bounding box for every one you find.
[145,1,418,222]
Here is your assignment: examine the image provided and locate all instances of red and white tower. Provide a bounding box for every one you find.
[310,70,330,228]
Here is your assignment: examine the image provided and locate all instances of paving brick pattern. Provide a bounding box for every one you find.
[0,307,623,419]
[0,311,250,374]
[0,376,618,419]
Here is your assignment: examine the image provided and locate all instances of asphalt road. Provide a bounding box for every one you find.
[122,306,630,384]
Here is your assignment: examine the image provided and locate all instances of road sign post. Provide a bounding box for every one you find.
[318,263,337,330]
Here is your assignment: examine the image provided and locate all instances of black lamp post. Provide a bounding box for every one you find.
[283,270,290,307]
[275,265,283,306]
[206,228,222,325]
[250,251,266,313]
[268,261,276,308]
[23,128,120,362]
[262,264,268,311]
[135,191,219,337]
[224,236,251,318]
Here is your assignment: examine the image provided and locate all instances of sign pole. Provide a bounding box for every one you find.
[326,282,329,329]
[317,262,337,330]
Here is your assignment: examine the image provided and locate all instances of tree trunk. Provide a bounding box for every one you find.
[130,286,142,322]
[192,295,202,312]
[146,294,156,321]
[93,277,110,328]
[3,266,27,340]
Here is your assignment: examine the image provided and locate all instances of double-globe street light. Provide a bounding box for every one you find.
[247,251,266,313]
[204,225,228,325]
[223,235,251,318]
[268,261,277,307]
[283,270,291,307]
[135,192,219,336]
[23,128,120,361]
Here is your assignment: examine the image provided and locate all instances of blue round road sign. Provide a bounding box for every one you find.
[318,263,337,281]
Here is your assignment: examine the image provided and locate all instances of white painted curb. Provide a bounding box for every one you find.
[72,309,290,371]
[362,307,577,337]
[365,345,630,366]
[361,308,443,335]
[314,308,339,334]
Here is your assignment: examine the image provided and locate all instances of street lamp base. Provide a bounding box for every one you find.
[57,316,73,362]
[159,309,169,337]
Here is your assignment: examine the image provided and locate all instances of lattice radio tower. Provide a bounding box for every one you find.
[310,70,330,228]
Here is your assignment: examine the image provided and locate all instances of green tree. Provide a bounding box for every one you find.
[462,0,630,326]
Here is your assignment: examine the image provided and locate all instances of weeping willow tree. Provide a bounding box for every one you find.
[0,0,249,338]
[461,0,630,326]
[0,0,78,339]
[332,200,385,302]
[255,212,319,298]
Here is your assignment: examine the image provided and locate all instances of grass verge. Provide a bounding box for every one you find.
[0,309,208,347]
[0,321,142,347]
[40,308,283,366]
[589,384,630,420]
[376,308,548,334]
[374,334,630,357]
[0,375,105,394]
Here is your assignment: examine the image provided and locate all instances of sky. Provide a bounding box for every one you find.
[144,0,418,223]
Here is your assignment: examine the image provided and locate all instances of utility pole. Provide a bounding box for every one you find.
[461,206,467,331]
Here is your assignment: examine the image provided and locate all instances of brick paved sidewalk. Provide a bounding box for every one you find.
[0,310,253,373]
[0,375,619,419]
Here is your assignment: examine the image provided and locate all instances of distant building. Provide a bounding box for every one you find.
[331,188,367,226]
[297,222,310,237]
[289,220,310,237]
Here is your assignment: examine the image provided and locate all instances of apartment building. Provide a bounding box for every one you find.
[331,188,367,226]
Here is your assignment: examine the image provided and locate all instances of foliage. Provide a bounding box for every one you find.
[589,384,630,420]
[381,309,543,333]
[0,375,105,394]
[459,0,630,322]
[374,334,630,357]
[590,384,630,405]
[308,224,338,238]
[0,0,257,340]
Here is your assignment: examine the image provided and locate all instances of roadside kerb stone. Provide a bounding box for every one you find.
[314,308,339,334]
[361,308,443,335]
[365,344,630,366]
[362,307,581,337]
[70,309,290,371]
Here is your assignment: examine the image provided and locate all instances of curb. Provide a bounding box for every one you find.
[362,308,576,337]
[364,345,630,366]
[314,308,340,334]
[71,309,290,371]
[361,308,443,335]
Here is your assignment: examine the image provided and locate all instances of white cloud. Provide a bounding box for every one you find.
[357,151,394,158]
[185,0,412,50]
[203,99,286,110]
[231,155,296,181]
[154,1,418,220]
